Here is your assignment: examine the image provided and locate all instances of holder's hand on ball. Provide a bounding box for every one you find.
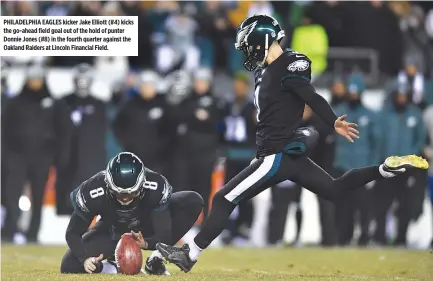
[84,254,104,273]
[123,231,147,250]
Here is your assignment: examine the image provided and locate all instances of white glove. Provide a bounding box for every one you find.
[84,254,104,273]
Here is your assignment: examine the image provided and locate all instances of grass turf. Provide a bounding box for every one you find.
[1,245,432,281]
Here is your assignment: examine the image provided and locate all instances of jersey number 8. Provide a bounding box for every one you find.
[89,182,158,199]
[89,187,105,198]
[144,181,158,190]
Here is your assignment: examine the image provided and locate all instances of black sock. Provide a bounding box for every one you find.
[194,193,236,249]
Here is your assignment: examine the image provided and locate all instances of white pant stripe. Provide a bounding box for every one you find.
[224,154,276,202]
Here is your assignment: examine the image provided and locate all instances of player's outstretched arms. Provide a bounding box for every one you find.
[282,78,359,142]
[282,78,337,126]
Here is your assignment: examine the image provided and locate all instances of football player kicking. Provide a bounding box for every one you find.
[156,14,429,272]
[60,152,203,275]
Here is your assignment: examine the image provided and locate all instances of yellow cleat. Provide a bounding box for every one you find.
[384,155,429,170]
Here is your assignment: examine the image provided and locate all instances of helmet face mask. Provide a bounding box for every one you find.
[234,15,285,72]
[236,39,269,72]
[105,152,146,206]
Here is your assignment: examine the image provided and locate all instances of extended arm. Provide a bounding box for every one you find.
[282,78,337,128]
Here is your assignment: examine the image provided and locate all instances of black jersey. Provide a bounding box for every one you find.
[70,169,172,237]
[253,49,313,157]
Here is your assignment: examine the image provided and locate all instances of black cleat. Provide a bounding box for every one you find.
[156,243,196,273]
[144,256,170,275]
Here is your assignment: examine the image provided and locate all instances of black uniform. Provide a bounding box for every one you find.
[60,169,203,273]
[267,113,336,246]
[193,49,384,250]
[113,95,175,174]
[56,94,108,215]
[1,83,70,241]
[172,92,221,218]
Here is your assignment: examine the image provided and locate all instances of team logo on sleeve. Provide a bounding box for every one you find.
[76,189,89,212]
[159,182,172,205]
[287,60,310,72]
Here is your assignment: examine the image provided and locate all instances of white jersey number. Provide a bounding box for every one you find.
[144,181,158,190]
[89,187,105,198]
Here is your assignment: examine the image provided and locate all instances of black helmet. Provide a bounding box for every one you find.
[105,152,146,205]
[234,14,285,71]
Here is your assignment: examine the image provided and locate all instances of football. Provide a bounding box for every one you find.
[115,235,143,275]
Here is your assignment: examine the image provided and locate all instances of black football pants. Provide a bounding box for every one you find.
[333,168,374,246]
[194,153,383,249]
[172,152,216,220]
[223,160,254,239]
[267,183,302,245]
[2,151,51,241]
[373,170,426,246]
[60,191,202,273]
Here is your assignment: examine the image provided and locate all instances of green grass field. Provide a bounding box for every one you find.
[1,245,432,281]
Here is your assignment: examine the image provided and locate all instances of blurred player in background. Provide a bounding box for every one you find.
[113,70,175,175]
[333,75,381,246]
[2,65,71,244]
[55,63,107,215]
[156,15,429,272]
[60,152,203,275]
[172,68,221,219]
[219,72,256,245]
[374,87,427,246]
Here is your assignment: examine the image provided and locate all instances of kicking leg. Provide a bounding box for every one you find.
[291,155,428,202]
[292,157,382,201]
[156,154,428,272]
[157,153,288,272]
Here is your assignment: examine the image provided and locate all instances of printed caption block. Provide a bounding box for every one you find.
[1,16,138,56]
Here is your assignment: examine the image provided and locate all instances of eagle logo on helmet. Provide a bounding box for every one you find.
[287,60,310,72]
[235,20,258,49]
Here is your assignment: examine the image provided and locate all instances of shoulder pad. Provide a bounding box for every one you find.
[284,50,312,81]
[70,171,106,219]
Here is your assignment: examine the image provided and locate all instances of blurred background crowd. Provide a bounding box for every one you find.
[1,0,433,249]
